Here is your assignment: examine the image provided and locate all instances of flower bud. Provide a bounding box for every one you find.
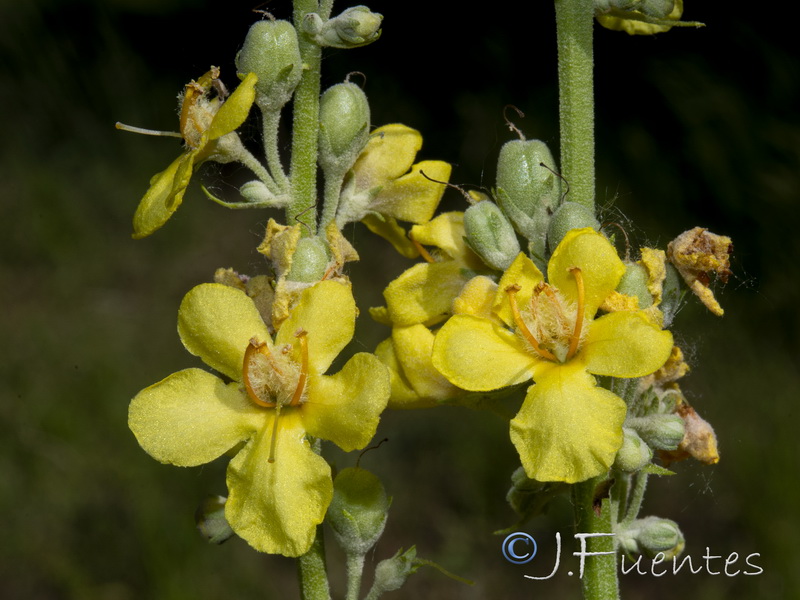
[659,263,683,328]
[639,0,675,18]
[463,200,520,271]
[319,82,370,176]
[617,262,653,309]
[287,236,330,283]
[614,427,653,472]
[236,20,302,111]
[627,414,685,450]
[547,201,599,249]
[618,517,685,559]
[495,140,560,268]
[371,547,419,593]
[194,495,234,544]
[303,6,383,49]
[327,467,390,555]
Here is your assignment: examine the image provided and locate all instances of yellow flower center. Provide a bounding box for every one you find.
[242,329,310,463]
[506,267,586,363]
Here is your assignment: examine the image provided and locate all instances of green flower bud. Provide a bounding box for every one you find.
[303,6,383,49]
[619,517,685,559]
[463,200,520,271]
[547,201,599,249]
[639,0,675,18]
[319,82,370,176]
[239,180,274,203]
[236,20,302,111]
[659,262,683,328]
[614,427,653,472]
[194,495,234,545]
[287,236,330,283]
[371,547,419,593]
[495,140,560,268]
[617,262,653,309]
[327,467,391,555]
[627,414,685,450]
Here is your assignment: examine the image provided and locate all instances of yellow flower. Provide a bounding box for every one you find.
[130,68,258,239]
[432,228,673,483]
[128,280,389,556]
[336,124,451,251]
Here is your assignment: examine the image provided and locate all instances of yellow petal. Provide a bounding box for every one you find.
[225,411,332,557]
[432,314,537,391]
[510,362,626,483]
[392,324,461,401]
[580,311,673,378]
[372,160,451,224]
[493,253,545,328]
[353,123,422,189]
[132,150,196,239]
[208,72,258,140]
[409,211,476,266]
[275,281,355,374]
[384,261,470,327]
[178,283,271,381]
[548,228,625,316]
[303,353,389,451]
[129,368,261,466]
[374,338,433,409]
[361,213,420,259]
[453,275,499,319]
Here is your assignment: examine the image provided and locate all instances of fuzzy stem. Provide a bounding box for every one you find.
[260,104,290,193]
[620,471,649,528]
[345,553,366,600]
[572,477,620,600]
[555,0,595,211]
[289,0,327,235]
[297,525,332,600]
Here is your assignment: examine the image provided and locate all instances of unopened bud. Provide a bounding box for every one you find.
[617,262,653,309]
[463,200,520,271]
[304,6,383,49]
[614,427,653,472]
[547,201,599,249]
[319,82,370,176]
[372,547,419,593]
[195,495,234,544]
[287,236,330,283]
[236,20,302,111]
[327,467,390,555]
[628,414,685,450]
[618,517,685,559]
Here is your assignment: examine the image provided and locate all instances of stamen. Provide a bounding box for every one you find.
[410,235,436,263]
[114,122,183,138]
[505,285,557,361]
[242,339,276,408]
[290,330,309,407]
[566,267,585,361]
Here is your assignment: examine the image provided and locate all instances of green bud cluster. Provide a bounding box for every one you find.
[463,200,520,271]
[326,467,391,555]
[304,6,383,49]
[236,20,302,111]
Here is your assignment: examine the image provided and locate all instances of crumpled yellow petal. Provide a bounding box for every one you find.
[433,314,537,391]
[453,275,498,319]
[384,261,470,327]
[548,228,625,317]
[493,253,545,328]
[353,123,422,190]
[392,324,461,402]
[580,311,673,378]
[370,160,451,224]
[374,338,432,408]
[275,281,355,375]
[178,283,271,381]
[409,212,479,268]
[129,368,261,466]
[303,352,389,451]
[225,411,332,557]
[132,149,197,239]
[509,362,626,483]
[207,72,258,140]
[361,213,420,259]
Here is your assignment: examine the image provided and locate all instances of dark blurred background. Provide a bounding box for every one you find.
[2,1,798,598]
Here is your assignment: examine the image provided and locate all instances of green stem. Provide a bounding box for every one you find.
[289,0,329,236]
[345,553,366,600]
[555,0,595,211]
[297,526,332,600]
[260,103,291,193]
[572,477,620,600]
[620,471,649,528]
[319,170,345,230]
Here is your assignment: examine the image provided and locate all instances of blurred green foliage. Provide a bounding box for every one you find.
[1,1,798,599]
